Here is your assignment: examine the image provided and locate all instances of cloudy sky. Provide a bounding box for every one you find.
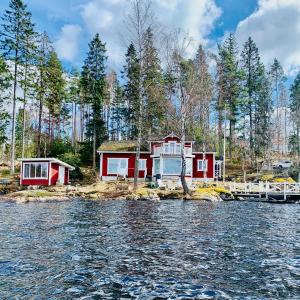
[1,0,299,77]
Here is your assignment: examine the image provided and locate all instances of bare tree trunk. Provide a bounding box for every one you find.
[74,102,77,153]
[10,50,18,174]
[92,122,96,171]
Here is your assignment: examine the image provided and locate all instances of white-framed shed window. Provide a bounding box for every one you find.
[23,162,48,179]
[107,158,128,175]
[197,159,208,171]
[138,159,147,170]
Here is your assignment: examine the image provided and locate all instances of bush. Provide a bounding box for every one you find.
[57,152,81,167]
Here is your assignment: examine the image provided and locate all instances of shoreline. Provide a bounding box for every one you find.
[0,182,233,203]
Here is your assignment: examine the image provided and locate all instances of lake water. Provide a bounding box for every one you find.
[0,200,299,299]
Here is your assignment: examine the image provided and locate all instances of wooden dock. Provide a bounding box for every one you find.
[228,182,300,203]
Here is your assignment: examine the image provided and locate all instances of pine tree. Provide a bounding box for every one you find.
[240,37,264,157]
[81,33,107,170]
[192,44,213,146]
[110,79,125,140]
[254,65,272,158]
[122,43,140,139]
[290,73,300,181]
[35,32,52,157]
[45,50,66,143]
[269,58,286,153]
[217,34,244,160]
[0,56,11,145]
[0,0,35,173]
[68,68,81,152]
[142,27,166,136]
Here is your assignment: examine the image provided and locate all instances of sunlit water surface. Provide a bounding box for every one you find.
[0,200,299,299]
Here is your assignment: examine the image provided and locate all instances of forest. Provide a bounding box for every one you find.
[0,0,299,183]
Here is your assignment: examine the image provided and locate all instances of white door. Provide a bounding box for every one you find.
[58,166,65,184]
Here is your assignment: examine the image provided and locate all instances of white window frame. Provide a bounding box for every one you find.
[138,159,147,170]
[107,158,128,175]
[197,159,208,172]
[23,162,48,179]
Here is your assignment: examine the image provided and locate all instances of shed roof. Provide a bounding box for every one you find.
[18,158,75,170]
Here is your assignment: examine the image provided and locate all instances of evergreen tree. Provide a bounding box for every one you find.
[192,44,213,146]
[240,37,262,157]
[35,32,52,157]
[290,73,300,181]
[0,0,35,173]
[254,65,272,157]
[142,27,166,136]
[0,56,11,145]
[68,68,81,151]
[217,34,244,160]
[110,79,125,140]
[45,50,66,143]
[269,58,286,152]
[81,33,107,170]
[122,43,140,139]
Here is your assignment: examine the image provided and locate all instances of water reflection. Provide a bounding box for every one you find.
[0,200,299,299]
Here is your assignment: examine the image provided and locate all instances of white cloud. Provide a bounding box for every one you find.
[54,24,82,61]
[236,0,300,74]
[78,0,221,67]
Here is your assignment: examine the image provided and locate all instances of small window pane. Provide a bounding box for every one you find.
[42,164,48,177]
[36,164,42,177]
[24,164,30,178]
[30,164,35,177]
[120,159,127,169]
[108,159,119,173]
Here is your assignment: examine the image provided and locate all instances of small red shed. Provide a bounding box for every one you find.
[19,158,75,186]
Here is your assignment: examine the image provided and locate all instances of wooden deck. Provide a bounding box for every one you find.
[228,182,300,203]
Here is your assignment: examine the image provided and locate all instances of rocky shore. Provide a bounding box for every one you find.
[0,181,233,203]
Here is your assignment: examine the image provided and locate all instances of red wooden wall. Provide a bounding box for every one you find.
[193,153,214,179]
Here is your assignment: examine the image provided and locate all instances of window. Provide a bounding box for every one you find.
[170,142,175,154]
[186,158,192,175]
[197,160,208,171]
[164,143,168,153]
[154,158,160,175]
[139,159,147,170]
[107,158,128,175]
[163,158,181,175]
[23,162,48,179]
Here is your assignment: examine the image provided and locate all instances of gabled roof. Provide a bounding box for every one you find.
[18,158,75,170]
[98,141,149,152]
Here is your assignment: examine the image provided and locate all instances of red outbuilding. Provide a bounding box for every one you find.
[19,158,75,186]
[98,133,219,182]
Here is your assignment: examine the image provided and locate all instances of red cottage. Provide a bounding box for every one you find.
[19,158,75,186]
[98,133,218,182]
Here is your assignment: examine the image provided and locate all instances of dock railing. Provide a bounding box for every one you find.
[229,181,300,200]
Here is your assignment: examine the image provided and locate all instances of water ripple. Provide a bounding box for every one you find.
[0,200,299,299]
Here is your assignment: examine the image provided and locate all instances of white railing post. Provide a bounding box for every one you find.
[284,182,287,201]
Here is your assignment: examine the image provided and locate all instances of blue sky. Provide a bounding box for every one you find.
[0,0,299,78]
